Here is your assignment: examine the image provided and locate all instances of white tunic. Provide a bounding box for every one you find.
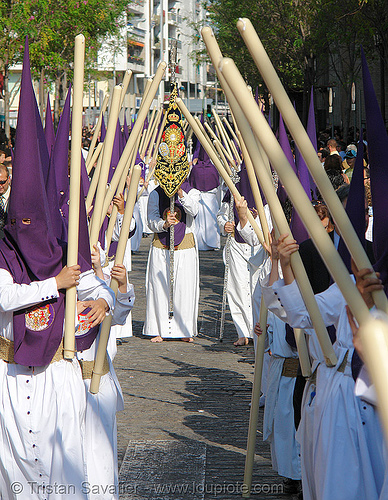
[217,202,266,339]
[78,284,134,500]
[143,188,200,338]
[194,187,221,251]
[0,269,114,500]
[262,278,387,500]
[263,312,301,480]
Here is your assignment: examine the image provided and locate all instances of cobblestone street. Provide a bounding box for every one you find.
[114,236,287,499]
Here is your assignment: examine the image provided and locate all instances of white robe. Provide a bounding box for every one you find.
[78,284,134,500]
[143,188,200,338]
[217,202,266,339]
[194,187,221,251]
[263,312,301,480]
[0,269,114,500]
[100,213,135,340]
[262,278,387,500]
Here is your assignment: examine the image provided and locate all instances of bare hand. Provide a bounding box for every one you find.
[81,298,109,327]
[113,193,125,214]
[163,211,178,229]
[351,260,383,309]
[55,265,81,290]
[91,244,101,271]
[234,196,248,226]
[177,188,184,198]
[254,323,263,337]
[111,264,127,291]
[224,221,235,234]
[277,234,299,268]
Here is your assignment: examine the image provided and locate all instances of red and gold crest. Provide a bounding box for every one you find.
[25,304,55,332]
[154,84,190,197]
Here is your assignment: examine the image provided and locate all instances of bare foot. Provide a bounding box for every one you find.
[151,336,163,343]
[181,337,194,342]
[233,337,249,346]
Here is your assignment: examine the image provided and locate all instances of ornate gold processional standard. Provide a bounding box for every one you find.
[154,39,190,317]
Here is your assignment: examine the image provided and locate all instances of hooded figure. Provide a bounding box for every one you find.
[0,37,114,499]
[189,140,221,250]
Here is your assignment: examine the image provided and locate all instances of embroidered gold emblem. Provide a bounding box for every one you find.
[154,84,190,197]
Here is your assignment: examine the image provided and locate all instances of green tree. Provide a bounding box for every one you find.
[0,0,128,137]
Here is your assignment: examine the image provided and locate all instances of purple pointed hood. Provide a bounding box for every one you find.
[337,132,367,272]
[361,47,388,288]
[100,114,106,142]
[0,37,65,366]
[189,142,219,192]
[123,113,129,141]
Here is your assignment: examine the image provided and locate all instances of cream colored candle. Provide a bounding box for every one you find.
[213,139,232,176]
[140,106,157,157]
[237,18,387,314]
[86,142,103,176]
[88,85,122,249]
[64,34,85,360]
[98,63,166,233]
[176,98,264,246]
[359,316,388,444]
[86,145,104,211]
[201,26,330,367]
[243,297,268,497]
[119,69,133,109]
[85,94,109,171]
[205,122,235,165]
[220,57,372,327]
[90,165,141,394]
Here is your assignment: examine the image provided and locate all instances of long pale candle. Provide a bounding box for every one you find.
[88,85,122,249]
[119,69,133,109]
[86,141,103,176]
[359,316,388,444]
[98,63,166,228]
[90,165,142,394]
[64,34,85,360]
[202,26,317,371]
[176,98,264,246]
[243,297,268,497]
[220,57,372,328]
[86,94,109,171]
[237,18,387,314]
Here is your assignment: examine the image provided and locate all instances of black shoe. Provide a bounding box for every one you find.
[116,338,123,346]
[282,478,301,495]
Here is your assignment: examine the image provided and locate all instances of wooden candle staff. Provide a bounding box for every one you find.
[237,17,387,313]
[64,34,85,360]
[220,56,372,328]
[97,63,166,232]
[88,85,122,249]
[85,94,109,172]
[90,164,142,394]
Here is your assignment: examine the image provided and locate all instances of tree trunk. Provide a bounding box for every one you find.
[54,74,61,129]
[4,64,10,142]
[39,68,45,122]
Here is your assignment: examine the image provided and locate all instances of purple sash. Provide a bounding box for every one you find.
[156,184,191,247]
